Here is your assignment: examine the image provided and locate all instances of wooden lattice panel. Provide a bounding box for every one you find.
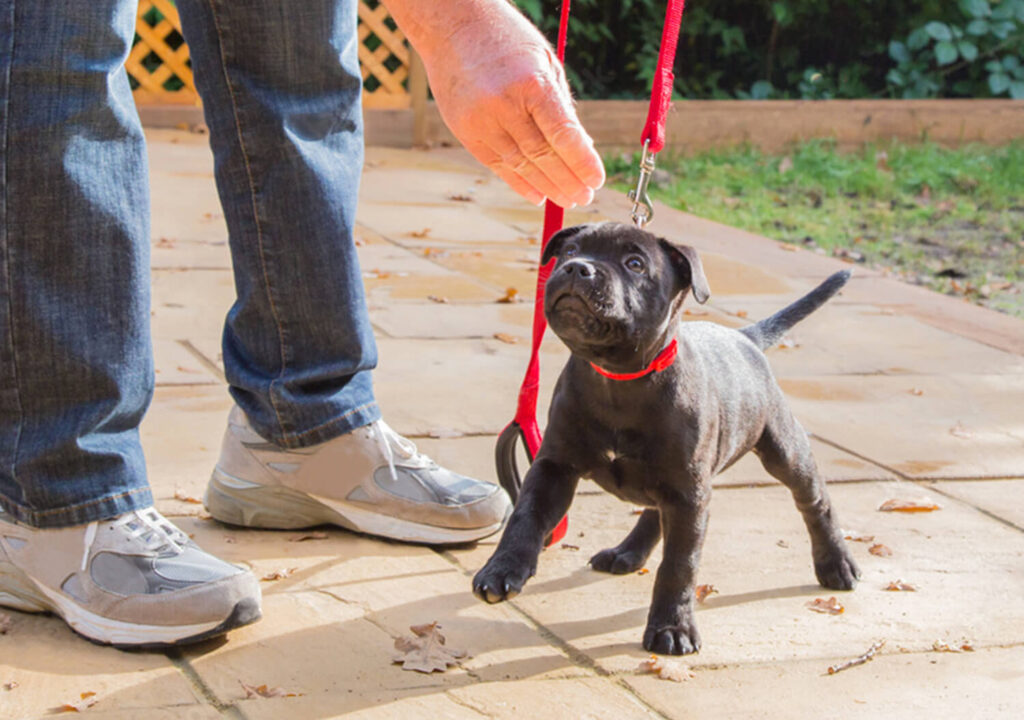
[128,0,413,109]
[357,0,412,109]
[127,0,197,106]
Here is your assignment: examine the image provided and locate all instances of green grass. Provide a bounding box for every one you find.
[607,140,1024,317]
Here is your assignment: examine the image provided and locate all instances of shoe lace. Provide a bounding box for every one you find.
[370,419,434,482]
[107,509,189,556]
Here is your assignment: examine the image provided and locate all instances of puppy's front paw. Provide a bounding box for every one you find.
[589,547,647,575]
[815,543,861,590]
[472,555,535,604]
[643,617,701,656]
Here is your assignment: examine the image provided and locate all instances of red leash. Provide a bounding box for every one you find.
[495,0,687,547]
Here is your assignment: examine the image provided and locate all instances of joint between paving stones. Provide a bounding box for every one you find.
[432,546,674,719]
[165,648,246,718]
[178,338,227,383]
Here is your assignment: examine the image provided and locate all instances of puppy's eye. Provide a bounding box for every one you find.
[625,256,645,273]
[563,244,579,258]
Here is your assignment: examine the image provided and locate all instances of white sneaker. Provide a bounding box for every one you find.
[205,407,512,544]
[0,506,261,647]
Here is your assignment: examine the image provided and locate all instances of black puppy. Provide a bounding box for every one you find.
[473,222,860,655]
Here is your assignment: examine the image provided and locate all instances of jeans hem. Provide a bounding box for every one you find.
[0,486,154,529]
[277,401,381,449]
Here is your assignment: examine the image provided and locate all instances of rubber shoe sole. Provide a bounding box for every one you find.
[0,560,261,648]
[206,468,507,545]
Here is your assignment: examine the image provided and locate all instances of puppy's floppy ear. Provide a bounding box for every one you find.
[659,239,711,304]
[541,225,588,266]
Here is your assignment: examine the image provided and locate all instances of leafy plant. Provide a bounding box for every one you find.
[511,0,1024,99]
[887,0,1024,98]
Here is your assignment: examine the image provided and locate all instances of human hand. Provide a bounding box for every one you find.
[388,0,605,208]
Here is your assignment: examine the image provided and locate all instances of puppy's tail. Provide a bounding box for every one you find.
[740,269,851,351]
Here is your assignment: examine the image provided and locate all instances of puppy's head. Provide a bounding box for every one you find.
[541,222,709,365]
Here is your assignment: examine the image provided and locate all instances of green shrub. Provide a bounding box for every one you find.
[513,0,1024,99]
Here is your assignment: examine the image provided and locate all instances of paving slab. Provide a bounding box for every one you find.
[370,301,536,341]
[142,385,231,517]
[153,338,220,387]
[625,644,1024,720]
[174,517,587,703]
[447,481,1024,675]
[373,336,569,437]
[0,609,200,718]
[356,201,533,248]
[926,479,1024,530]
[709,300,1024,378]
[781,374,1024,479]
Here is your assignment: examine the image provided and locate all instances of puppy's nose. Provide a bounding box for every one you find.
[562,260,595,278]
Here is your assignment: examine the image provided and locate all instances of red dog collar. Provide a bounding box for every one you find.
[590,339,678,381]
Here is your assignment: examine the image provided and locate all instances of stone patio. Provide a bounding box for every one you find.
[1,129,1021,719]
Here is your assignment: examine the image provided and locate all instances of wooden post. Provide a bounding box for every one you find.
[409,46,428,147]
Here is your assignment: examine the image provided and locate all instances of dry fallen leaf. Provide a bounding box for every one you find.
[260,568,297,582]
[637,568,650,576]
[289,532,328,542]
[630,508,645,515]
[3,681,18,691]
[869,543,894,557]
[427,295,449,304]
[908,387,924,396]
[932,640,974,653]
[493,332,519,344]
[637,655,695,682]
[878,499,941,513]
[949,422,974,440]
[0,613,10,634]
[735,310,749,318]
[409,228,431,238]
[560,543,580,551]
[223,536,237,544]
[695,584,719,604]
[392,622,468,673]
[806,596,844,615]
[51,692,99,714]
[779,243,799,252]
[885,580,916,592]
[496,287,519,304]
[843,532,875,543]
[155,237,176,249]
[173,490,203,504]
[240,681,299,699]
[683,308,709,316]
[827,640,885,675]
[447,193,473,202]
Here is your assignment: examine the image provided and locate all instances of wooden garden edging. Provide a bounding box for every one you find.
[400,99,1024,152]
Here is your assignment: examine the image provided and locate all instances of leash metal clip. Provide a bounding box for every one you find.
[628,139,657,228]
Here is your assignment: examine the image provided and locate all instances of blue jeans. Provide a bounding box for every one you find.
[0,0,379,528]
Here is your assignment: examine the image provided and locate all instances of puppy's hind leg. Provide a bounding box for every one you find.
[590,508,660,574]
[755,408,860,590]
